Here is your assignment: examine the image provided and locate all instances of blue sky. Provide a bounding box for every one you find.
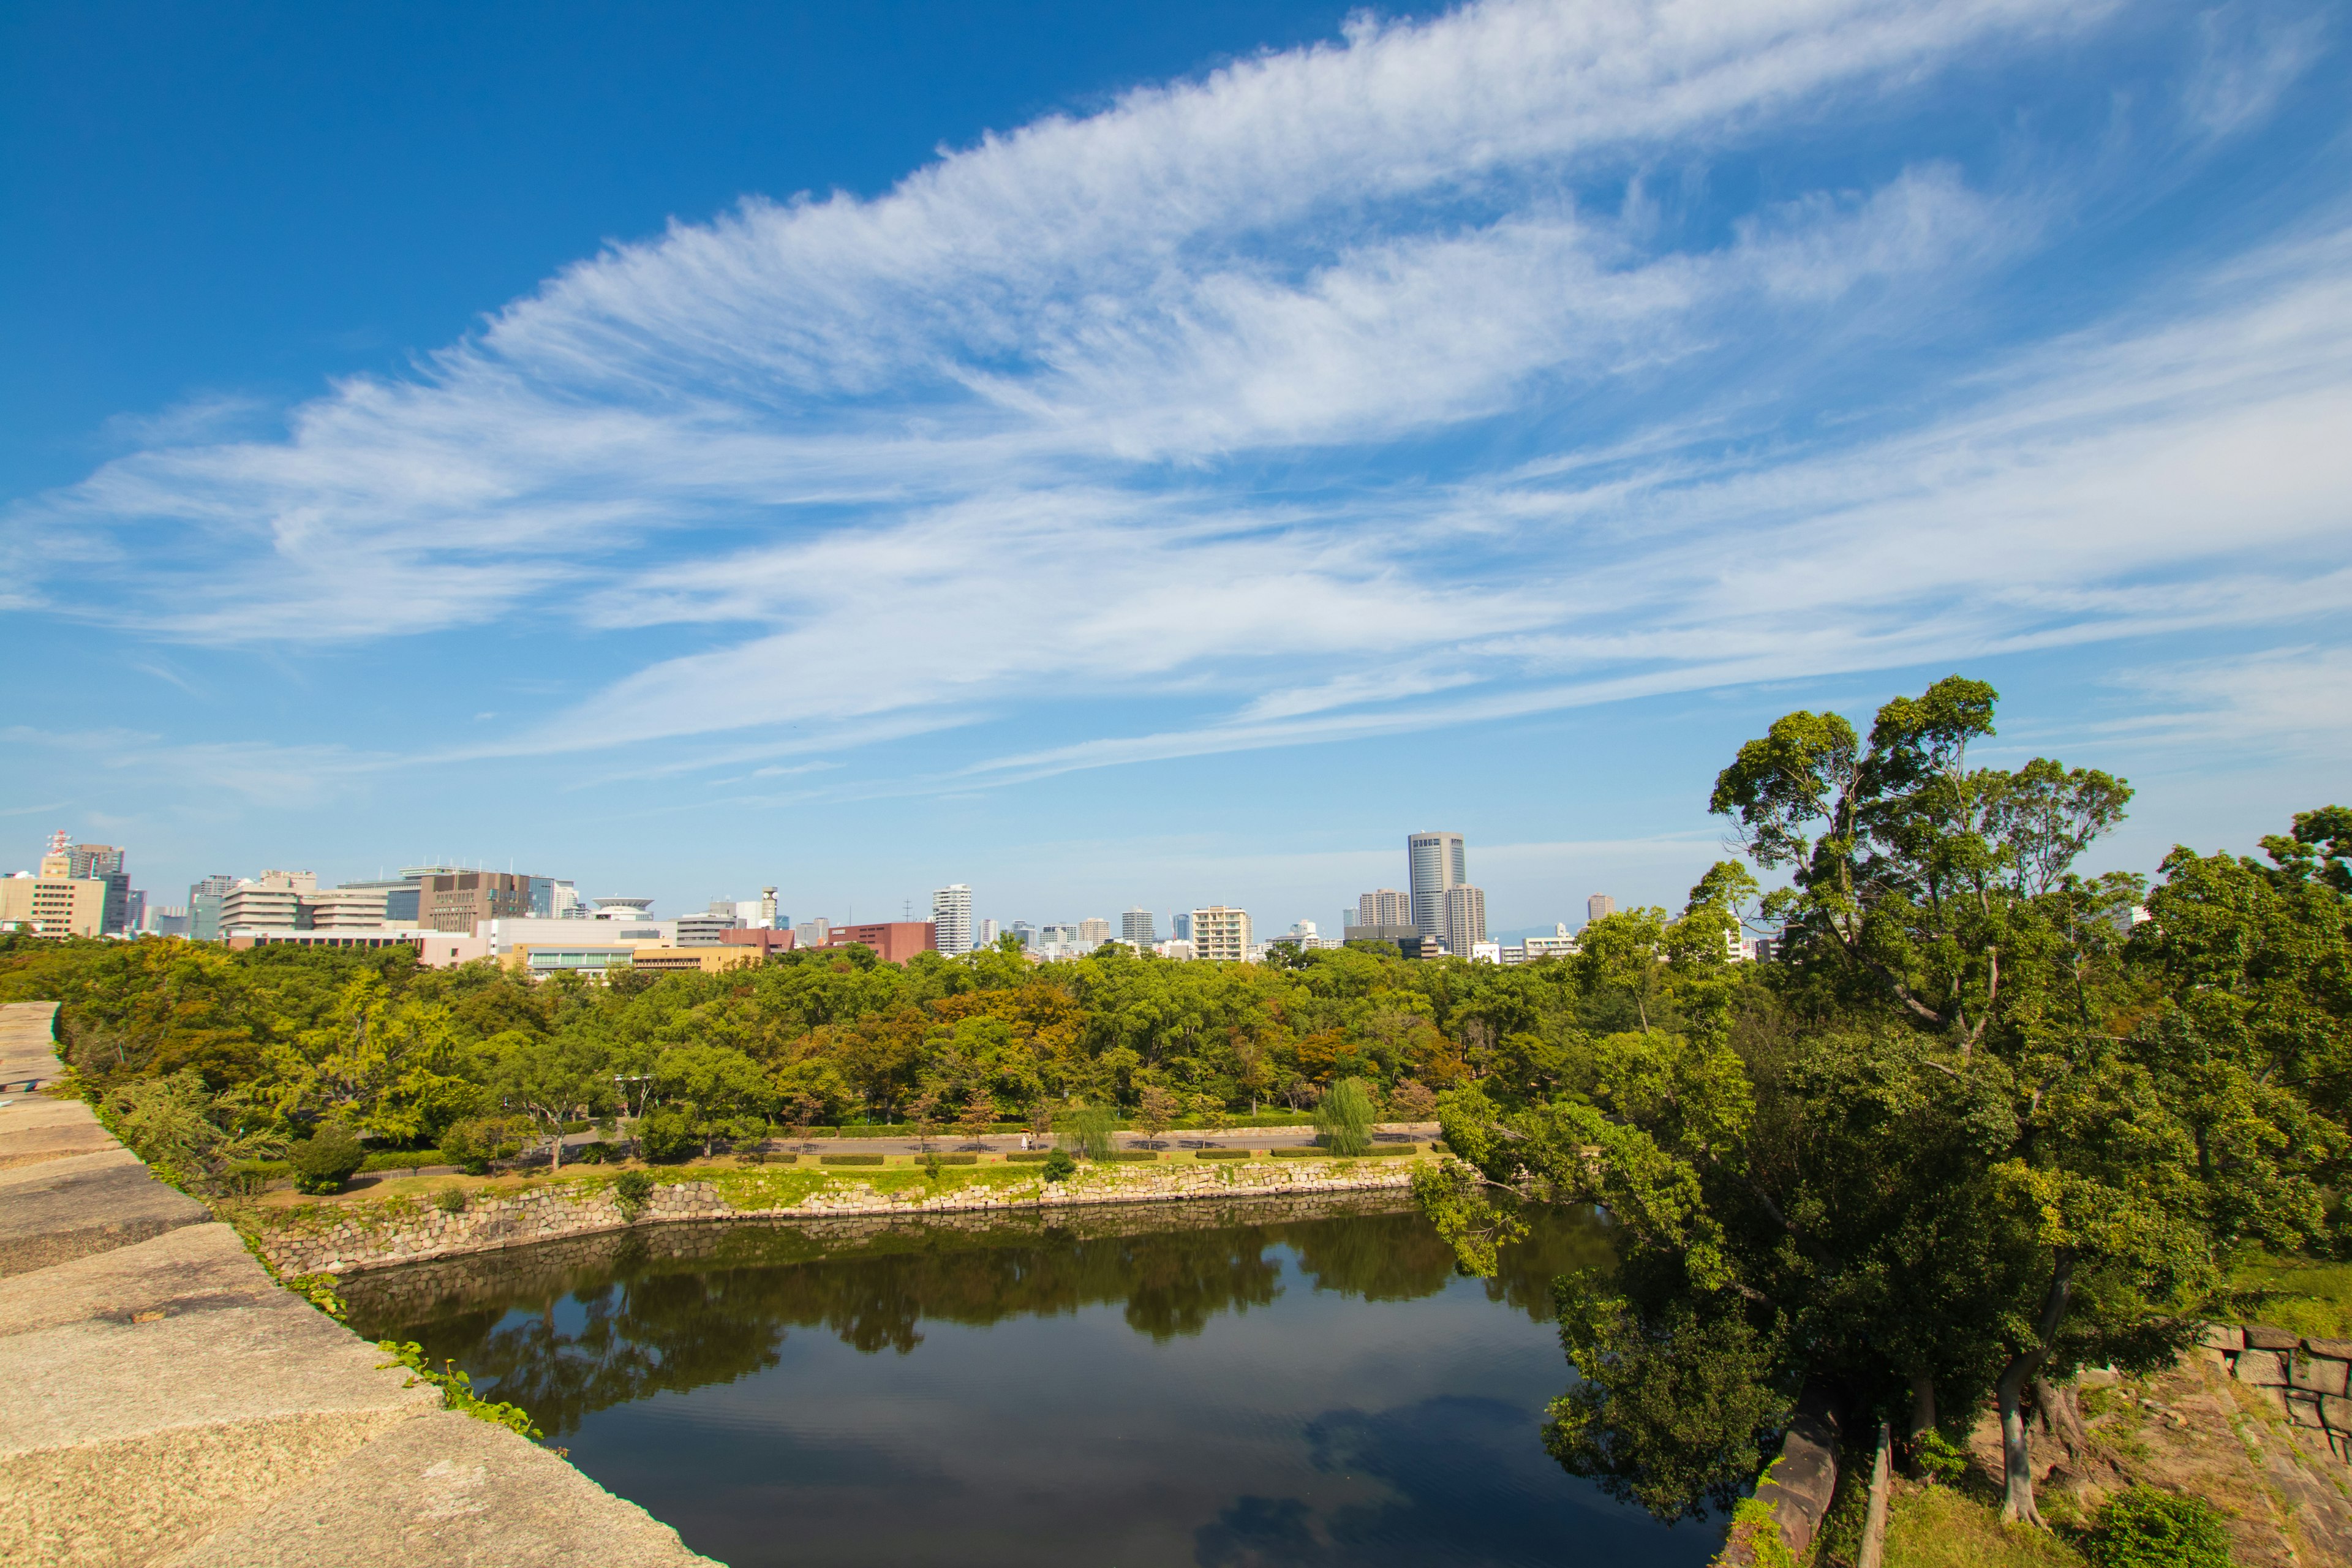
[5,0,2347,936]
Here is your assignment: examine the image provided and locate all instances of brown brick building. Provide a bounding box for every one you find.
[420,870,536,933]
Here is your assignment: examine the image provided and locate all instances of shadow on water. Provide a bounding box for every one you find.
[343,1193,1713,1568]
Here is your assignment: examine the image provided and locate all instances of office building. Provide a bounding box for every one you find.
[479,914,671,959]
[1170,911,1192,941]
[528,876,557,918]
[302,886,393,930]
[1407,832,1468,938]
[674,911,737,946]
[718,927,797,958]
[1284,920,1323,949]
[0,872,107,937]
[125,889,146,932]
[810,921,938,964]
[1356,888,1412,929]
[977,918,1000,947]
[1077,917,1111,948]
[1442,884,1487,962]
[1121,908,1156,945]
[219,871,315,932]
[1191,906,1251,963]
[796,918,831,948]
[420,870,539,933]
[62,842,131,935]
[188,874,235,941]
[933,884,974,956]
[550,880,586,919]
[1159,938,1196,961]
[1588,894,1618,923]
[627,946,764,976]
[143,903,190,937]
[336,876,423,924]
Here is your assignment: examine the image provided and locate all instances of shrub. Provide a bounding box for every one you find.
[442,1117,526,1176]
[612,1169,657,1220]
[935,1153,978,1166]
[434,1187,468,1214]
[2087,1486,2233,1568]
[1006,1150,1054,1162]
[1042,1148,1077,1182]
[635,1108,698,1163]
[1195,1148,1253,1159]
[571,1140,615,1165]
[289,1123,366,1194]
[1271,1146,1328,1159]
[357,1148,447,1173]
[822,1153,885,1166]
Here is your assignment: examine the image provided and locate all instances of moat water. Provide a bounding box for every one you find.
[342,1194,1722,1568]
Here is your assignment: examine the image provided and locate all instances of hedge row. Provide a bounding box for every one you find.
[1099,1150,1159,1163]
[924,1153,979,1166]
[1270,1143,1424,1158]
[359,1148,448,1172]
[820,1153,886,1166]
[1005,1151,1054,1163]
[1193,1148,1253,1159]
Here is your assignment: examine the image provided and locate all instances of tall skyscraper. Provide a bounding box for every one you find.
[66,843,130,935]
[1442,884,1488,960]
[933,884,973,956]
[1356,888,1412,929]
[1406,832,1468,938]
[1170,911,1192,941]
[1121,908,1156,945]
[1588,894,1618,923]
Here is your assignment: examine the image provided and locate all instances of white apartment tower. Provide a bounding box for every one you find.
[1407,832,1468,938]
[1191,906,1251,963]
[1121,908,1156,945]
[1588,894,1618,923]
[932,884,974,956]
[1357,888,1412,928]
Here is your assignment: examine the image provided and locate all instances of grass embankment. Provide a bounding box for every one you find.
[2233,1252,2352,1339]
[1883,1483,2084,1568]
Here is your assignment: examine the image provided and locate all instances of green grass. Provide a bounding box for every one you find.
[1884,1485,2084,1568]
[2232,1252,2352,1340]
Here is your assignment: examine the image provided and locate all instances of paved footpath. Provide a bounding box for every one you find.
[0,1000,718,1568]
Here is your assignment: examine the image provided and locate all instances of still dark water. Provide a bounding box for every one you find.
[342,1194,1722,1568]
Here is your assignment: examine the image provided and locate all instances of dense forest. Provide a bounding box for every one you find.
[7,674,2347,1532]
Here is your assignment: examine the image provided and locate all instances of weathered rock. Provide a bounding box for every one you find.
[2238,1350,2290,1387]
[2199,1323,2245,1352]
[2288,1391,2327,1428]
[2245,1324,2302,1351]
[2324,1393,2352,1431]
[2307,1337,2352,1361]
[0,1221,280,1338]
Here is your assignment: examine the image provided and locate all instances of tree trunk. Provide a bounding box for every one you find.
[1995,1250,2076,1526]
[1906,1371,1936,1473]
[2033,1376,2093,1461]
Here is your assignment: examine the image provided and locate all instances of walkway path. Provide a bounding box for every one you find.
[0,1001,718,1568]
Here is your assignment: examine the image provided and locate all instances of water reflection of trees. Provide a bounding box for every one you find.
[377,1202,1611,1435]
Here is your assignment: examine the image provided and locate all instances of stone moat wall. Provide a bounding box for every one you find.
[2203,1322,2352,1460]
[249,1157,1425,1278]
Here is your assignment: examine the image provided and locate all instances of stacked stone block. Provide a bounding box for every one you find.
[2206,1322,2352,1460]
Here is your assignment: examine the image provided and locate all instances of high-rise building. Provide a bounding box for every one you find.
[1009,921,1036,949]
[187,874,235,941]
[761,888,780,929]
[1355,888,1411,929]
[1170,911,1192,941]
[1191,906,1251,963]
[420,870,538,933]
[1587,894,1617,923]
[977,918,1001,947]
[1407,832,1468,938]
[1121,908,1156,945]
[1442,884,1488,961]
[64,843,132,935]
[933,884,974,956]
[1077,917,1112,948]
[550,880,585,919]
[301,886,393,929]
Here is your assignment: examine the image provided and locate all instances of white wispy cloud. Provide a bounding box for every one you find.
[8,0,2346,800]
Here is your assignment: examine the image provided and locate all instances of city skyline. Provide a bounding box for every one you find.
[6,1,2345,922]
